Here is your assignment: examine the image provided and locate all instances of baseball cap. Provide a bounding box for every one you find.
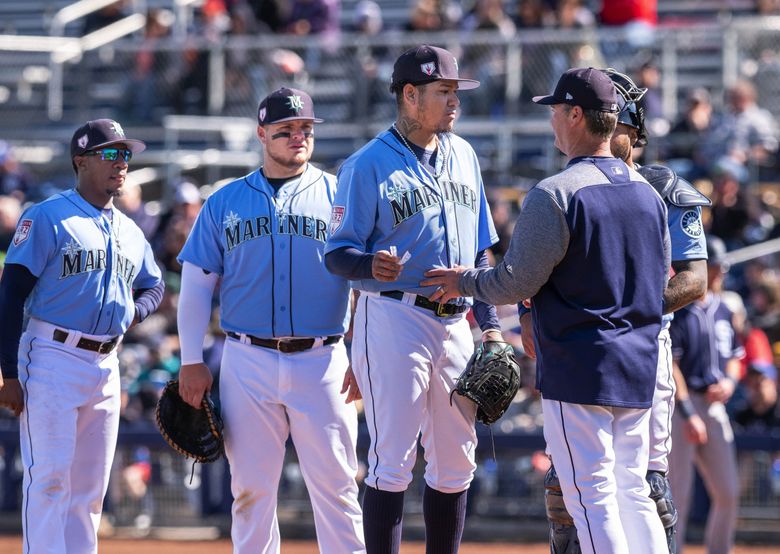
[174,180,201,205]
[748,361,777,382]
[687,87,711,105]
[257,87,323,125]
[390,45,479,93]
[70,119,146,159]
[533,67,619,113]
[706,235,729,268]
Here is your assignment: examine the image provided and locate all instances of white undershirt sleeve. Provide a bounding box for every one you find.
[178,261,219,365]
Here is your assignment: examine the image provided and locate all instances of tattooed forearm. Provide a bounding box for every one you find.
[663,259,707,314]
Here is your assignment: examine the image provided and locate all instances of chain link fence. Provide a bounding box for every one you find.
[1,18,780,180]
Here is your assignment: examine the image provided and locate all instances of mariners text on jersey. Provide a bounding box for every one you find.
[389,179,477,227]
[59,239,136,285]
[224,211,329,252]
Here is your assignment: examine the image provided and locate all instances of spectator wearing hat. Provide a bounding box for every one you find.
[115,180,160,238]
[721,290,774,381]
[669,235,742,554]
[666,87,715,180]
[699,79,779,180]
[0,141,33,201]
[152,180,203,274]
[734,361,780,430]
[708,156,767,248]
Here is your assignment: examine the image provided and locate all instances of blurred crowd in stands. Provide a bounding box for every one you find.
[68,0,777,126]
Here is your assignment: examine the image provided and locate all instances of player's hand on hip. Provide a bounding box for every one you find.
[341,366,362,403]
[0,379,24,417]
[421,266,465,304]
[684,414,708,445]
[179,362,213,409]
[519,311,536,359]
[372,250,403,282]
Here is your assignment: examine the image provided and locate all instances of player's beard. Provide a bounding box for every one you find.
[611,137,632,164]
[268,148,309,171]
[437,119,456,134]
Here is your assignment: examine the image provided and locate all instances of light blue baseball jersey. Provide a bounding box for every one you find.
[662,204,707,327]
[324,129,498,299]
[6,189,162,335]
[178,165,350,337]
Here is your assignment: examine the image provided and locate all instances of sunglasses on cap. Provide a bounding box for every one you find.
[82,148,133,163]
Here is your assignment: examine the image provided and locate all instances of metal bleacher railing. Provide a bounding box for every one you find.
[1,15,780,191]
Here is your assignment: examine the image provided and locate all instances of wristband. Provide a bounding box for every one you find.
[676,398,696,420]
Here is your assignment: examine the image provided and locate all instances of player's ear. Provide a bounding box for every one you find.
[403,84,416,105]
[74,155,87,173]
[256,125,266,145]
[569,105,583,124]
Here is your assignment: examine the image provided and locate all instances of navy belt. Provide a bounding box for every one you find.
[226,333,341,353]
[52,329,120,354]
[380,290,468,317]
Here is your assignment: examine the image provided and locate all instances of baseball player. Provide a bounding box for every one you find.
[324,45,503,553]
[0,118,164,553]
[176,87,365,554]
[668,235,742,554]
[533,69,710,553]
[424,67,671,553]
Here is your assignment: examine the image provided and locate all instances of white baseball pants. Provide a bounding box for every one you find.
[351,293,478,494]
[649,327,675,473]
[18,319,121,554]
[219,337,364,554]
[543,398,668,554]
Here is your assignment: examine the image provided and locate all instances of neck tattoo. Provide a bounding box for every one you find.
[392,123,448,179]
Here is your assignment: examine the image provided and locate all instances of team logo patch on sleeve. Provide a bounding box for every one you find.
[680,209,702,238]
[13,219,32,245]
[330,206,345,234]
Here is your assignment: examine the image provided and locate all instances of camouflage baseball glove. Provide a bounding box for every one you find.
[453,341,521,425]
[155,380,224,463]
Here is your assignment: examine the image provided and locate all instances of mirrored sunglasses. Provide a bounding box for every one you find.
[84,148,133,162]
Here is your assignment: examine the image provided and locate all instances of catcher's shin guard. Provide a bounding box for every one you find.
[544,465,581,554]
[646,470,678,554]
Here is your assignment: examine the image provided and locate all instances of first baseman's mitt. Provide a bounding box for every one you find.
[453,341,521,425]
[155,380,224,463]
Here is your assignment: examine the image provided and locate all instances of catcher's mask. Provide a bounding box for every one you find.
[605,68,648,147]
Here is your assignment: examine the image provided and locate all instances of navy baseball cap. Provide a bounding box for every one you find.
[706,235,729,268]
[390,45,479,93]
[70,119,146,159]
[257,87,323,125]
[748,361,778,382]
[533,67,619,113]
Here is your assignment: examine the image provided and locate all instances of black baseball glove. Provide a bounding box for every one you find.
[155,379,225,463]
[453,341,521,425]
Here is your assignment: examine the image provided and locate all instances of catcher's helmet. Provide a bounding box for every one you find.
[604,68,648,147]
